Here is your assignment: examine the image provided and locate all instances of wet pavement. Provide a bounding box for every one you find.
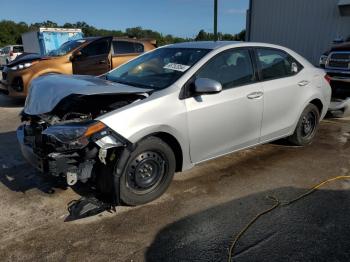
[0,94,350,261]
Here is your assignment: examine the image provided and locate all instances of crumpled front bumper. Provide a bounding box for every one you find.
[16,125,47,172]
[0,79,9,95]
[17,123,126,185]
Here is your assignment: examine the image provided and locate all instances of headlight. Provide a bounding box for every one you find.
[42,121,106,143]
[319,55,328,66]
[10,62,34,71]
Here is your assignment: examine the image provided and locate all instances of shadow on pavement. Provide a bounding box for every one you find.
[0,130,109,217]
[0,94,24,108]
[0,131,67,193]
[146,186,350,262]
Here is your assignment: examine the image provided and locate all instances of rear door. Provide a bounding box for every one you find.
[111,40,145,68]
[255,47,307,142]
[72,37,112,75]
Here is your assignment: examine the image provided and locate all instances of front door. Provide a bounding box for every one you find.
[185,48,263,163]
[72,37,112,75]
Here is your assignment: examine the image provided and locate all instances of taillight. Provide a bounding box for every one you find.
[9,51,14,57]
[324,74,331,84]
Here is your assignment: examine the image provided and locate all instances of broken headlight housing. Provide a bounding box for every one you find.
[42,121,106,144]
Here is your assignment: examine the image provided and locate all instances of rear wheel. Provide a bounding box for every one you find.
[119,136,176,206]
[288,104,320,146]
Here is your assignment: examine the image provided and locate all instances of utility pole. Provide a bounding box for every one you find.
[214,0,218,41]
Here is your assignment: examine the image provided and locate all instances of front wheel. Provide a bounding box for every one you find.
[288,104,320,146]
[118,136,176,206]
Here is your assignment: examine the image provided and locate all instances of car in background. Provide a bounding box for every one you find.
[320,41,350,116]
[0,48,2,69]
[0,37,155,98]
[17,41,331,206]
[0,45,23,65]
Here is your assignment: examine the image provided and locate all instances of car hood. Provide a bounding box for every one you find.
[329,42,350,52]
[6,53,52,66]
[24,74,152,115]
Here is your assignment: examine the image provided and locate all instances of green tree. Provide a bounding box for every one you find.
[0,19,244,48]
[233,30,246,41]
[195,29,245,41]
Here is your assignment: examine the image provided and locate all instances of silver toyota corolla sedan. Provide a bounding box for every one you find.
[18,41,331,205]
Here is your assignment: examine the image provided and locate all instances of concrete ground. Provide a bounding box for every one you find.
[0,94,350,262]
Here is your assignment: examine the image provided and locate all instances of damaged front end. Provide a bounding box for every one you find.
[17,74,150,191]
[17,119,124,186]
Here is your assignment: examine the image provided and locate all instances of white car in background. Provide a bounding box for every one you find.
[18,41,331,206]
[0,45,23,66]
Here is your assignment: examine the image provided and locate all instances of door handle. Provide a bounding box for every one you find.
[247,91,264,99]
[99,60,107,64]
[298,80,310,86]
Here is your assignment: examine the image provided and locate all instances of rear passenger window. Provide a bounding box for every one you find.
[113,41,144,54]
[196,49,255,89]
[256,48,301,80]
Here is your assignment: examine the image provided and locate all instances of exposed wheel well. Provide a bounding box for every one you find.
[151,132,183,172]
[309,99,323,115]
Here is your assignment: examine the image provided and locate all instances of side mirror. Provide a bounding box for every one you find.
[70,51,82,61]
[194,78,222,95]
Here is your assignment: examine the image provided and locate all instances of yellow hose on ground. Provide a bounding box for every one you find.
[228,175,350,262]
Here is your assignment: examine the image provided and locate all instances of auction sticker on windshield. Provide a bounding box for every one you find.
[163,63,190,72]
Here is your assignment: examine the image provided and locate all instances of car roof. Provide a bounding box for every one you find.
[165,41,299,51]
[164,41,314,67]
[167,41,242,49]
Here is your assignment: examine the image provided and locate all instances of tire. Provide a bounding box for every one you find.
[119,136,176,206]
[288,104,320,146]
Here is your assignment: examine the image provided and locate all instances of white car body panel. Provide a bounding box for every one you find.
[95,41,331,171]
[185,81,263,163]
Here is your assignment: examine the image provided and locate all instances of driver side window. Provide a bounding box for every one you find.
[196,49,255,89]
[80,39,110,57]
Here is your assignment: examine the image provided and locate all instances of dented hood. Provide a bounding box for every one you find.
[24,74,151,115]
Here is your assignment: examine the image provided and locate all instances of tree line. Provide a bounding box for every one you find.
[0,20,245,47]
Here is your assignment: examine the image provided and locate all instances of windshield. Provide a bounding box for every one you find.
[48,39,86,56]
[106,47,211,90]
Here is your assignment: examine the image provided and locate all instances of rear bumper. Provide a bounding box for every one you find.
[17,125,46,172]
[328,98,350,111]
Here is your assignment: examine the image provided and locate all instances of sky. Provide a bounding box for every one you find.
[0,0,249,37]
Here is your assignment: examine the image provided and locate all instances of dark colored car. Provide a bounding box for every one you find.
[320,42,350,100]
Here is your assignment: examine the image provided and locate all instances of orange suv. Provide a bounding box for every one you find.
[0,37,155,98]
